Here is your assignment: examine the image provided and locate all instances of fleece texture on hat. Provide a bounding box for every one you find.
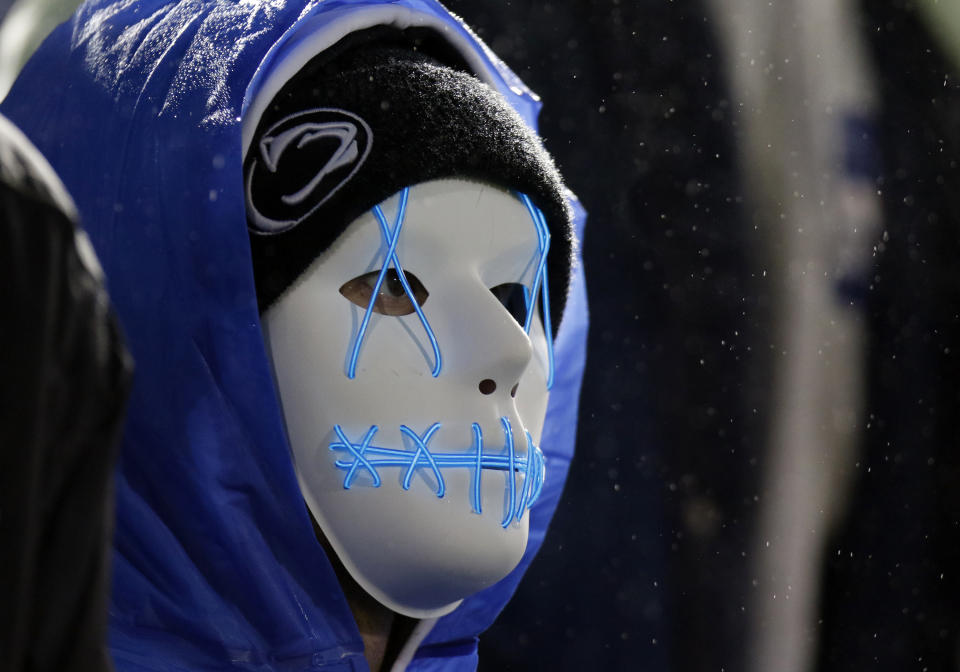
[245,43,573,330]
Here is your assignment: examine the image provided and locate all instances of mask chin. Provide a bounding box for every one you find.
[262,180,552,617]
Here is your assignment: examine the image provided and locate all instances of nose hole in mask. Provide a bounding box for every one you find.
[510,383,519,398]
[479,379,497,395]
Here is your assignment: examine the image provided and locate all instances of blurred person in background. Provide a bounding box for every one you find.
[818,1,960,668]
[708,1,879,670]
[0,3,131,668]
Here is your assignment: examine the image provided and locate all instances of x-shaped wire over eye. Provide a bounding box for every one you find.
[345,188,555,390]
[345,187,442,379]
[518,194,556,390]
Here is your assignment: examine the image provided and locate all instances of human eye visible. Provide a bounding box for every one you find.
[339,268,429,316]
[490,282,529,327]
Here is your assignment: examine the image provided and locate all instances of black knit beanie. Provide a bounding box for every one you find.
[245,41,573,330]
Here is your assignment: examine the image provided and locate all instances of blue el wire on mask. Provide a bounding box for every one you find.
[345,187,556,389]
[330,419,546,527]
[346,187,442,378]
[518,192,556,390]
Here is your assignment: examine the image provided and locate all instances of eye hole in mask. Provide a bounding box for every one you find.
[489,282,529,328]
[340,268,429,316]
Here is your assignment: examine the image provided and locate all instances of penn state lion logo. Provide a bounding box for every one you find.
[246,108,373,234]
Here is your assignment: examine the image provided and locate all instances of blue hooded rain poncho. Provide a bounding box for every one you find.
[1,1,588,670]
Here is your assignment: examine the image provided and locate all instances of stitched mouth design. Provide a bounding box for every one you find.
[329,417,546,527]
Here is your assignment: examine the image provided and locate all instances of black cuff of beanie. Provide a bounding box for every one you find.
[246,45,573,333]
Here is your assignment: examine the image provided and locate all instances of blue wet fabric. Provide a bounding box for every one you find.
[1,1,589,670]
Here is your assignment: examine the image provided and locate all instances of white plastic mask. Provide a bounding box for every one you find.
[262,179,555,618]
